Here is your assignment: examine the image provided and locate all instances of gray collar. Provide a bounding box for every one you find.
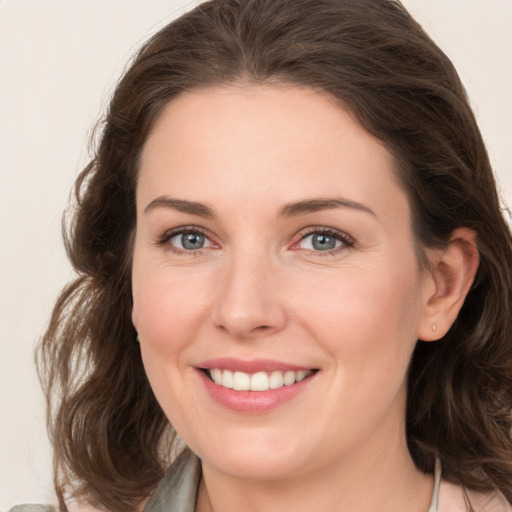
[144,449,201,512]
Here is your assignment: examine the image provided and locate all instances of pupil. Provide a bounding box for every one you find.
[182,232,204,250]
[312,234,335,250]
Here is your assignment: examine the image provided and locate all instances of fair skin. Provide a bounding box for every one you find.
[131,85,478,512]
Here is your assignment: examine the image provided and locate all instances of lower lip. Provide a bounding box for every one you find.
[197,370,317,413]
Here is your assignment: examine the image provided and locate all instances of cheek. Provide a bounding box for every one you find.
[293,261,422,374]
[132,267,213,421]
[132,264,212,350]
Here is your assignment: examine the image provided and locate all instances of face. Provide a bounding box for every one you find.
[131,85,431,480]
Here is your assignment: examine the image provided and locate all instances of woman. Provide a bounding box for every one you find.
[12,0,512,511]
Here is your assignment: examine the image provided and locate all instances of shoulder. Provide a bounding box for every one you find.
[6,503,104,512]
[6,506,56,512]
[439,480,512,512]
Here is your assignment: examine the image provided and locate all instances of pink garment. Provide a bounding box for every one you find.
[438,480,511,512]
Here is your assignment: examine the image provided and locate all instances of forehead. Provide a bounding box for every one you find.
[143,84,382,162]
[138,84,409,226]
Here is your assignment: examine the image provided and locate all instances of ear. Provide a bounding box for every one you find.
[417,228,479,341]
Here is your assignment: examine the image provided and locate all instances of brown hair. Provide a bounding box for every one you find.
[37,0,512,510]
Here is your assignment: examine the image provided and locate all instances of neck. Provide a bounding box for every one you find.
[196,433,433,512]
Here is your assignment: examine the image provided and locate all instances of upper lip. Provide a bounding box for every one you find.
[197,357,315,373]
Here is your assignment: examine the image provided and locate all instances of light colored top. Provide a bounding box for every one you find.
[7,450,511,512]
[6,507,55,512]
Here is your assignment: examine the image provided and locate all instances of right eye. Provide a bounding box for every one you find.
[168,230,214,251]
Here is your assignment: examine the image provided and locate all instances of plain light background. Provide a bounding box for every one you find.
[1,0,511,508]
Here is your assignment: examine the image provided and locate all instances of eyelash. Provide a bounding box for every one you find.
[156,226,355,257]
[292,227,355,257]
[156,226,214,256]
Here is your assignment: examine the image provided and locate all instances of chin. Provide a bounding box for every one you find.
[208,451,307,481]
[191,428,312,480]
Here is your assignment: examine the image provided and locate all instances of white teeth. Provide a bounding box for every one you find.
[269,371,284,389]
[283,371,296,386]
[233,371,251,391]
[296,370,307,382]
[222,370,234,388]
[208,369,314,391]
[250,372,269,391]
[211,368,223,385]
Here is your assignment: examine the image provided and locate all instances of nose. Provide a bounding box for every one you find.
[210,250,287,340]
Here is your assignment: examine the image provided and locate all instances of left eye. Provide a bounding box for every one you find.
[169,231,213,250]
[298,232,346,251]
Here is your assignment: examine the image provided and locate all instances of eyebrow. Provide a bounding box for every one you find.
[278,197,376,218]
[144,197,216,217]
[143,196,376,219]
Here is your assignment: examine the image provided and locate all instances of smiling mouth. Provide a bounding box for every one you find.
[202,368,318,391]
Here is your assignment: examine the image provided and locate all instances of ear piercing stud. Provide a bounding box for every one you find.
[432,325,437,333]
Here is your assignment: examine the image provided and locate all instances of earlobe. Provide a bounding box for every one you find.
[418,228,479,342]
